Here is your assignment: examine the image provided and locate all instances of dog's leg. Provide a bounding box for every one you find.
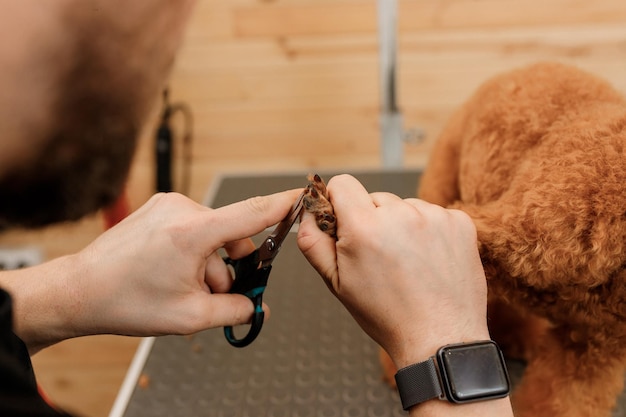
[512,327,626,417]
[488,297,550,361]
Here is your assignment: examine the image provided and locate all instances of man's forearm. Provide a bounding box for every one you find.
[0,254,84,354]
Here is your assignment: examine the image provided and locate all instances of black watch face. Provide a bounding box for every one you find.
[437,341,510,403]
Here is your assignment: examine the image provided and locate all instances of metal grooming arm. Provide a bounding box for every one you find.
[377,0,404,167]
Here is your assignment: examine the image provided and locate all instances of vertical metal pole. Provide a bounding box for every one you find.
[377,0,404,168]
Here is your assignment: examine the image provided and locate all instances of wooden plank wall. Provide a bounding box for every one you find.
[162,0,626,203]
[1,1,625,416]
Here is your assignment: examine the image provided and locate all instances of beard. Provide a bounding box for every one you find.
[0,15,147,230]
[0,1,190,230]
[0,121,137,230]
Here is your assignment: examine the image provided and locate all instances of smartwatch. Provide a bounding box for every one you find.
[394,340,510,410]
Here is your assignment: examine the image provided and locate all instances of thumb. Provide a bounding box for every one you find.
[297,210,339,294]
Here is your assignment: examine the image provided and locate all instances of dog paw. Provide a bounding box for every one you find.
[303,173,336,237]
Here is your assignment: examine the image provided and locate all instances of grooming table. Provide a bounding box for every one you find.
[110,170,625,417]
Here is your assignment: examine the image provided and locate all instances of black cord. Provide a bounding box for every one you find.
[156,88,193,195]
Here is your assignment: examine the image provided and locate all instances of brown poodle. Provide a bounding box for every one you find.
[380,62,626,417]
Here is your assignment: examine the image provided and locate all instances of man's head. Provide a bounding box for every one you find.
[0,0,194,229]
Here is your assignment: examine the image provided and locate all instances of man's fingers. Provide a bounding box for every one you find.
[325,175,400,232]
[370,191,403,207]
[326,175,373,216]
[204,252,233,293]
[188,293,271,331]
[297,210,339,293]
[223,238,256,260]
[202,189,303,248]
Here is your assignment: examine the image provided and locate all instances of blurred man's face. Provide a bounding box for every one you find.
[0,0,194,229]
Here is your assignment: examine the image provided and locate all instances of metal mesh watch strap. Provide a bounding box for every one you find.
[394,357,442,410]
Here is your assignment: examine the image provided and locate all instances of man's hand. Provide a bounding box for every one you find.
[297,175,514,417]
[2,189,302,353]
[297,174,490,369]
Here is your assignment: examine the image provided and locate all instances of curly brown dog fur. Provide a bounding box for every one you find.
[381,62,626,417]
